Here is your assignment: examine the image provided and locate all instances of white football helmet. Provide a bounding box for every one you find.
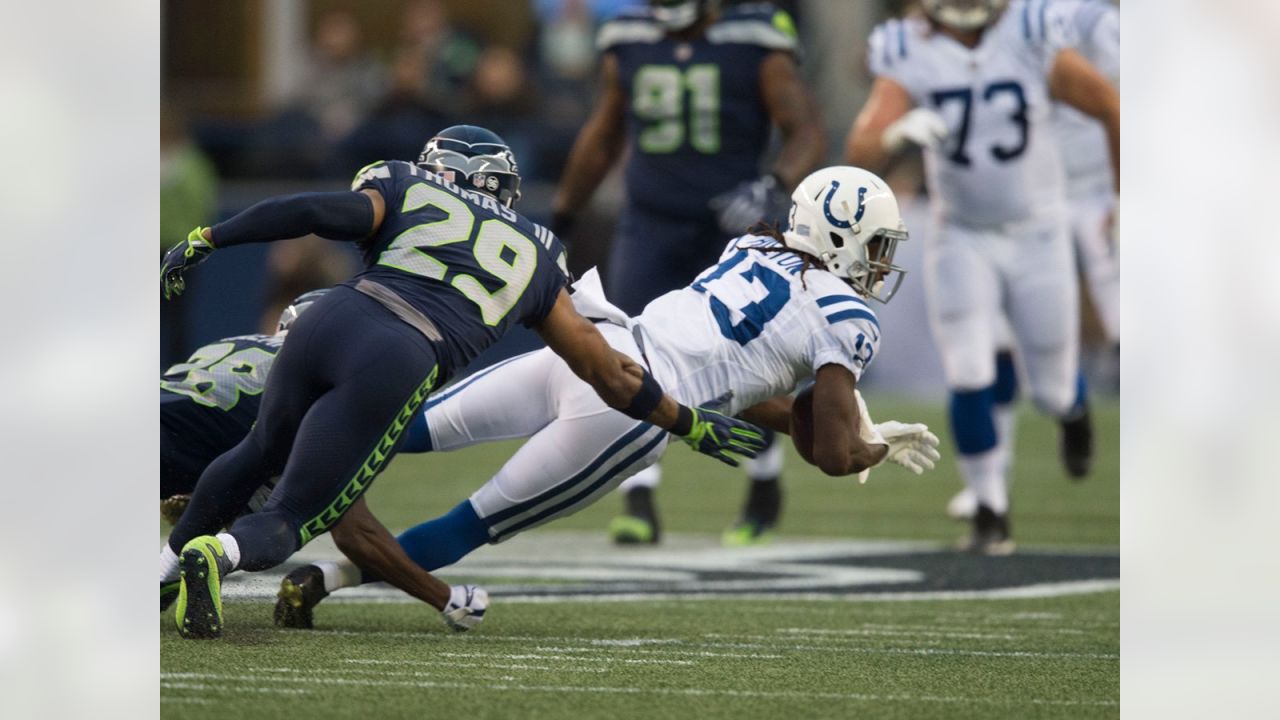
[921,0,1009,31]
[782,167,909,303]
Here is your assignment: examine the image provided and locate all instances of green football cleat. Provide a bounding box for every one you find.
[609,515,658,545]
[721,519,775,547]
[161,580,180,611]
[274,564,330,630]
[175,535,227,639]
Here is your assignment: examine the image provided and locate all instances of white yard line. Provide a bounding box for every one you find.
[777,627,1021,641]
[159,671,1117,708]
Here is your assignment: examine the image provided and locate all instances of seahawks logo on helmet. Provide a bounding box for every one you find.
[417,125,522,209]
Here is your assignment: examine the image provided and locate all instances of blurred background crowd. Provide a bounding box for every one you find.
[161,0,1115,397]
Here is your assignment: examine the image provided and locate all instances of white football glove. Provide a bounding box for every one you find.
[882,108,949,153]
[874,421,942,475]
[441,584,489,632]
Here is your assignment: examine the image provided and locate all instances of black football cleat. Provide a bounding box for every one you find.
[274,564,330,629]
[609,486,661,545]
[960,505,1015,556]
[1060,410,1094,480]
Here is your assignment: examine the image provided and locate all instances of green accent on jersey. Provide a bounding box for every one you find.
[350,160,391,190]
[772,10,798,40]
[298,365,440,545]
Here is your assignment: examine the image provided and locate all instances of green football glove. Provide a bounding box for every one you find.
[161,227,215,300]
[680,407,768,467]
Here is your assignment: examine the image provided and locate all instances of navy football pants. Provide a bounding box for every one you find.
[168,286,440,571]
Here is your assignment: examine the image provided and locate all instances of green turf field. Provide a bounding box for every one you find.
[161,396,1119,718]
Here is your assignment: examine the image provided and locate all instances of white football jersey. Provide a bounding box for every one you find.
[869,2,1077,227]
[636,235,881,416]
[1049,0,1119,199]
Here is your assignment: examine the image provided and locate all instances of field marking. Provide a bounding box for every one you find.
[160,697,215,705]
[533,646,784,659]
[162,681,311,695]
[777,627,1021,641]
[160,671,1117,708]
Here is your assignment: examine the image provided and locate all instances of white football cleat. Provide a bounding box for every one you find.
[442,584,489,632]
[946,488,979,520]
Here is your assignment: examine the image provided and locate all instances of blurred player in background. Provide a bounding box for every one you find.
[160,289,327,523]
[845,0,1119,553]
[157,124,765,639]
[274,167,942,627]
[551,0,826,546]
[946,0,1120,523]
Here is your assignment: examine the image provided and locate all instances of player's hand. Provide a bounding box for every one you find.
[882,108,949,153]
[441,584,489,632]
[679,407,768,467]
[874,421,941,475]
[161,227,215,300]
[709,174,789,235]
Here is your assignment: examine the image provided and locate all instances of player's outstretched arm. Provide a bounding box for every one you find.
[844,76,922,174]
[160,188,386,299]
[534,290,767,466]
[328,497,450,610]
[809,364,889,476]
[550,53,627,235]
[1049,48,1120,192]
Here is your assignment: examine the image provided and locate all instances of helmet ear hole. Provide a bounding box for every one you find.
[829,232,845,249]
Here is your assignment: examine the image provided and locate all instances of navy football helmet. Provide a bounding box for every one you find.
[650,0,719,31]
[417,125,522,208]
[277,288,329,333]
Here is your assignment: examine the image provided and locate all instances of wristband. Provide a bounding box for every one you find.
[670,404,694,437]
[620,369,664,421]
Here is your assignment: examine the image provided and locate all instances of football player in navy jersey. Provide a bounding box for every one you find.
[551,0,825,547]
[157,125,767,639]
[160,289,326,523]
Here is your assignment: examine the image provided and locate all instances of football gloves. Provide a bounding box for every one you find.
[709,174,789,235]
[882,108,949,153]
[442,584,489,632]
[680,407,768,467]
[874,421,942,475]
[161,227,215,300]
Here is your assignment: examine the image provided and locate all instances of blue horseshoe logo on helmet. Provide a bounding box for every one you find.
[822,182,868,229]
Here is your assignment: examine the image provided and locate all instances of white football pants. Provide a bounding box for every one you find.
[1070,191,1120,343]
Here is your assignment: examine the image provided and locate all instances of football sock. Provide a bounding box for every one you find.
[160,544,180,583]
[215,533,241,573]
[742,477,782,526]
[958,448,1008,515]
[623,485,658,520]
[994,405,1019,478]
[992,350,1021,479]
[391,500,490,579]
[744,430,783,481]
[316,560,363,593]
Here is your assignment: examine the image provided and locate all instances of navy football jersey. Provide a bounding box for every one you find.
[599,3,798,219]
[349,160,570,371]
[160,334,281,477]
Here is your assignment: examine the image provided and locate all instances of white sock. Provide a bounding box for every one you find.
[993,404,1019,479]
[745,439,785,480]
[619,463,662,492]
[316,560,364,593]
[215,533,241,572]
[958,448,1008,515]
[160,545,180,584]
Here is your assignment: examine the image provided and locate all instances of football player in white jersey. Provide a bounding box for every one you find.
[844,0,1119,553]
[273,167,943,626]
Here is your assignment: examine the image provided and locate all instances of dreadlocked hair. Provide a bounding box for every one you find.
[740,221,822,289]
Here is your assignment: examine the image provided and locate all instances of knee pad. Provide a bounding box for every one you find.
[949,386,997,456]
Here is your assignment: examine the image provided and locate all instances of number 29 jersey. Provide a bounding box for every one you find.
[600,3,798,219]
[350,160,569,373]
[636,235,882,416]
[869,2,1076,227]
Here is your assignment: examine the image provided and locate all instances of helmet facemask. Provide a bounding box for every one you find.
[848,229,908,303]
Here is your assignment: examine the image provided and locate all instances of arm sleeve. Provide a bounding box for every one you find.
[804,312,882,382]
[209,191,375,248]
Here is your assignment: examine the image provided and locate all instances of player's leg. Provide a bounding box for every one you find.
[1006,221,1091,479]
[1072,192,1119,344]
[950,346,1022,521]
[724,432,785,546]
[924,224,1009,553]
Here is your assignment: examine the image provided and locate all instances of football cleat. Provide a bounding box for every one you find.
[1060,410,1094,480]
[441,585,489,632]
[722,519,774,547]
[609,486,661,545]
[958,505,1015,556]
[161,580,180,611]
[274,564,330,630]
[175,535,229,639]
